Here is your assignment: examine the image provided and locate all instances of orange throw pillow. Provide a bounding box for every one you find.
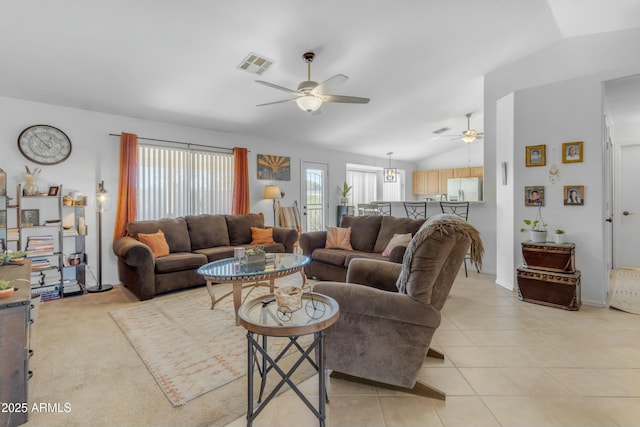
[251,227,275,245]
[138,230,170,258]
[325,227,353,250]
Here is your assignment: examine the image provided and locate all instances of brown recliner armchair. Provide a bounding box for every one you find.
[313,213,483,400]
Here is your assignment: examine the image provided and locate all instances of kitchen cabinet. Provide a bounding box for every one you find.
[426,170,440,194]
[470,166,484,178]
[453,167,472,178]
[413,166,483,195]
[412,171,427,195]
[438,169,454,194]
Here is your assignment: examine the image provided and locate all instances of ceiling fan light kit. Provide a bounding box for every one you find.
[296,95,322,112]
[255,51,370,113]
[445,113,484,143]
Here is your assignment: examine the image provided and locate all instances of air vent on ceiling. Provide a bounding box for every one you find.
[237,52,275,75]
[432,127,451,135]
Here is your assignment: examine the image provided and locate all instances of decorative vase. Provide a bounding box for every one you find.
[340,197,349,206]
[23,174,38,196]
[553,233,565,244]
[530,230,547,243]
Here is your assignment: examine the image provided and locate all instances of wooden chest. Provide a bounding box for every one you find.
[521,242,575,273]
[516,267,581,310]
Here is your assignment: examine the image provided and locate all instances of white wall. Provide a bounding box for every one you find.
[0,96,417,287]
[417,142,484,170]
[495,93,515,289]
[485,27,640,305]
[513,77,605,305]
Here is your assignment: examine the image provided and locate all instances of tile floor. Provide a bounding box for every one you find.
[225,272,640,427]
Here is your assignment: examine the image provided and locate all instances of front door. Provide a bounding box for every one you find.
[301,161,328,232]
[615,142,640,268]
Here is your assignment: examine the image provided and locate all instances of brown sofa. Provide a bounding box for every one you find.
[299,215,425,282]
[112,213,298,300]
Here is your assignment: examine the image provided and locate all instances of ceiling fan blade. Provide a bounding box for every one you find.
[322,94,370,104]
[314,74,348,95]
[255,80,300,95]
[256,98,296,107]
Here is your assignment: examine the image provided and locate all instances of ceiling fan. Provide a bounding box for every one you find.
[451,113,484,143]
[255,51,370,113]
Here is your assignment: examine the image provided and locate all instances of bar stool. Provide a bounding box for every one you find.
[403,201,427,219]
[439,202,479,276]
[371,202,391,216]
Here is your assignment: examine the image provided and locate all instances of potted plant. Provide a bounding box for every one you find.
[0,250,29,265]
[520,205,547,243]
[338,181,352,206]
[0,278,29,299]
[241,246,266,272]
[553,228,565,244]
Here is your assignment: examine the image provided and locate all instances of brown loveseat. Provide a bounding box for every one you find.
[112,213,298,300]
[299,215,425,282]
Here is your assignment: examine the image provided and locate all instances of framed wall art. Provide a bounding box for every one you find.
[21,209,39,227]
[48,186,60,196]
[562,141,583,163]
[524,186,545,206]
[525,145,546,167]
[564,185,584,206]
[257,154,291,181]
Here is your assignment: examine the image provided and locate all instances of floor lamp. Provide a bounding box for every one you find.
[87,180,113,293]
[263,185,281,227]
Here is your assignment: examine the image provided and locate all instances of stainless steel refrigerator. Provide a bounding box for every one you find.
[447,178,483,202]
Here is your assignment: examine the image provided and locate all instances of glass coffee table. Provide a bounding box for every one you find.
[196,253,309,325]
[238,292,340,427]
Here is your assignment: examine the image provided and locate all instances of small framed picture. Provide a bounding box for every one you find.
[525,186,545,206]
[48,186,60,196]
[562,141,583,163]
[526,145,546,167]
[0,210,5,228]
[21,209,40,227]
[564,185,584,206]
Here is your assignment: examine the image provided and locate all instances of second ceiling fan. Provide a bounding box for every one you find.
[452,112,484,143]
[255,51,370,113]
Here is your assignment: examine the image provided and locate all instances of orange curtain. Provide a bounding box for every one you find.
[232,147,250,214]
[112,133,138,240]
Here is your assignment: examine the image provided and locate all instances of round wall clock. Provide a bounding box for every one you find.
[18,124,72,165]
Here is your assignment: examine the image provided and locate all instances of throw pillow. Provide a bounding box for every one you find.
[325,227,353,250]
[382,233,412,257]
[137,230,170,258]
[251,227,275,245]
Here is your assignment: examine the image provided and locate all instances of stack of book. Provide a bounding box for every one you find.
[30,257,52,271]
[30,270,61,300]
[62,280,84,297]
[26,235,55,255]
[32,283,61,301]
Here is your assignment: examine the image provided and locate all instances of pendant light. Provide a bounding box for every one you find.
[383,152,397,183]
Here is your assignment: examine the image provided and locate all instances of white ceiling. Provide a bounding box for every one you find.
[1,0,640,162]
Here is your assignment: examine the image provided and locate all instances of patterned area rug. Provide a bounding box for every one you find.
[110,281,314,406]
[609,267,640,315]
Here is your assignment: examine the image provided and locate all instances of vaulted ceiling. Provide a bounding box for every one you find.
[1,1,639,161]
